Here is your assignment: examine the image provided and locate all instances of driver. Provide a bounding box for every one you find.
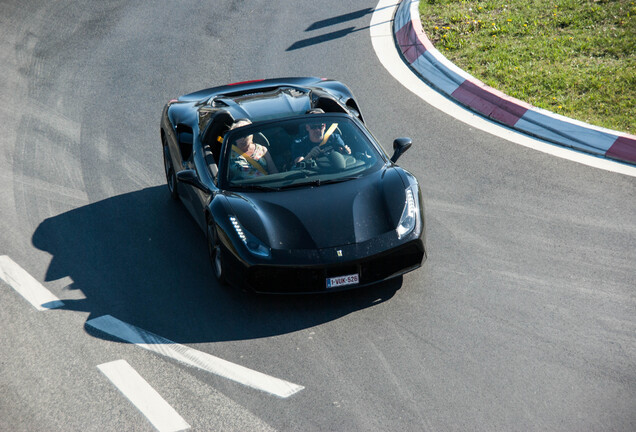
[292,109,351,164]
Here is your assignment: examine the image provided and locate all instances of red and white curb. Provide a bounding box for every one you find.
[378,0,636,167]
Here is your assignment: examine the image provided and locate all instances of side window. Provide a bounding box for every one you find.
[202,112,234,164]
[176,124,193,162]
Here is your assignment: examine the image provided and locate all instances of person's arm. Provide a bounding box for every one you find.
[263,149,278,173]
[291,140,302,163]
[292,139,310,163]
[332,134,351,154]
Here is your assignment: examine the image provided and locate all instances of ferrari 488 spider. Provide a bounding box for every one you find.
[160,77,425,293]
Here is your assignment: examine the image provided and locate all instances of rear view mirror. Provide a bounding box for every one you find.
[390,137,412,163]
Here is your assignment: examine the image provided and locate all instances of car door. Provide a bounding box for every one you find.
[172,124,204,223]
[180,113,230,231]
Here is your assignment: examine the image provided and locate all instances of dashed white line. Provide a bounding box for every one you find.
[0,255,64,310]
[98,359,190,432]
[87,315,305,398]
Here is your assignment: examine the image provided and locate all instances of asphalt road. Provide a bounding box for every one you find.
[1,1,635,431]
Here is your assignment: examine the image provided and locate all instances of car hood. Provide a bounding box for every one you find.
[226,167,407,250]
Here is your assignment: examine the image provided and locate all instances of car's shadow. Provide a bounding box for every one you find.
[32,186,401,343]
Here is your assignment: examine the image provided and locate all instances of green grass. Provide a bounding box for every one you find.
[419,0,635,133]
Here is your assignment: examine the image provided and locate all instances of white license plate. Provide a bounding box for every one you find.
[326,273,359,289]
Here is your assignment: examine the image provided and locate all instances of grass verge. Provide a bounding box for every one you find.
[419,0,635,134]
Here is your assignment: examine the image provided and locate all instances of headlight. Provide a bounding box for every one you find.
[396,185,419,239]
[229,216,271,257]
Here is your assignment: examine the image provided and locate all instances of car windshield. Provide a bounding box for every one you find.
[221,115,386,190]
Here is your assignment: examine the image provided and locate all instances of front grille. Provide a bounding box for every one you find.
[247,242,423,293]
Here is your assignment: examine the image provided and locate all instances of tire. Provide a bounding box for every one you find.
[207,220,228,285]
[162,139,178,200]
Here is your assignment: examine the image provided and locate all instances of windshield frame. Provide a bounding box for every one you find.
[217,113,389,191]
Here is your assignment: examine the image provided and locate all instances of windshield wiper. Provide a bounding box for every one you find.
[230,184,280,192]
[277,182,314,190]
[278,176,360,189]
[316,176,361,185]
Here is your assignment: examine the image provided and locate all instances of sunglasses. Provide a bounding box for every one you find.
[309,123,325,130]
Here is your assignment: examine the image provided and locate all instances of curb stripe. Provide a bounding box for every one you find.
[517,110,617,153]
[411,51,463,95]
[393,0,413,30]
[452,80,528,127]
[607,136,636,162]
[395,21,427,64]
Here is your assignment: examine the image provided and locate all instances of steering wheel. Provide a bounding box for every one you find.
[313,150,346,171]
[292,159,317,170]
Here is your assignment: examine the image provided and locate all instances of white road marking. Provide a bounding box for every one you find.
[87,315,304,398]
[98,359,191,432]
[370,0,636,177]
[0,255,64,310]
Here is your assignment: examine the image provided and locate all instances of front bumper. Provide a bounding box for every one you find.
[224,239,425,294]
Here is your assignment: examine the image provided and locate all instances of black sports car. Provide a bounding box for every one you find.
[160,77,425,293]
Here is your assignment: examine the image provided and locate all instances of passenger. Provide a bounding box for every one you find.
[292,109,351,164]
[229,119,278,179]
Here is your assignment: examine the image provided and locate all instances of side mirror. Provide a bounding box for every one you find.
[390,137,412,163]
[176,170,211,194]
